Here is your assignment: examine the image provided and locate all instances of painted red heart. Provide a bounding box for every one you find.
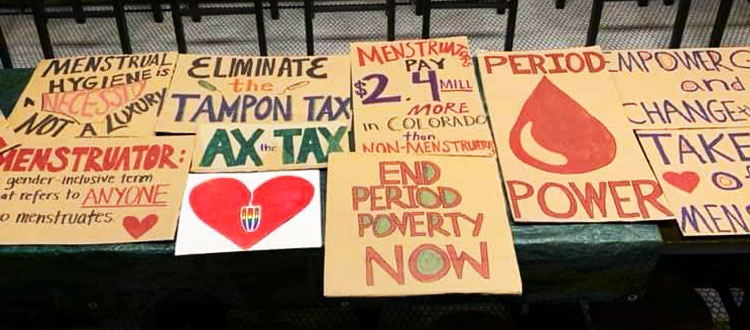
[189,176,314,249]
[662,171,700,193]
[123,214,158,239]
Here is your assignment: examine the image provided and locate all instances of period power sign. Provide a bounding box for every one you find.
[478,47,673,222]
[350,36,495,156]
[324,153,521,296]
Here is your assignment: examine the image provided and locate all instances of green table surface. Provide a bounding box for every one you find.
[0,68,664,312]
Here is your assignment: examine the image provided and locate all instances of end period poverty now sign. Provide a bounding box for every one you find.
[324,153,521,297]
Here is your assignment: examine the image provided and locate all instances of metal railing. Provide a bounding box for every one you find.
[0,0,746,69]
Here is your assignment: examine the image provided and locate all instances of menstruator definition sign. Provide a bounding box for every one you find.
[0,135,193,244]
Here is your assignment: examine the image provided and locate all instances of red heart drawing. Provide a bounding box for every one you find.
[123,214,158,239]
[189,176,315,249]
[662,171,700,193]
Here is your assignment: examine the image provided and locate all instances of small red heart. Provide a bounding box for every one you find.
[662,171,700,193]
[123,214,158,239]
[189,176,314,249]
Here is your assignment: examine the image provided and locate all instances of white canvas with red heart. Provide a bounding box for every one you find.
[175,170,322,256]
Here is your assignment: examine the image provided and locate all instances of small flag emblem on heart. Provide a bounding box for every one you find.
[240,206,261,232]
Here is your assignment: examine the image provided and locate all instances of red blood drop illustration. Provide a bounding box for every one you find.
[509,76,617,174]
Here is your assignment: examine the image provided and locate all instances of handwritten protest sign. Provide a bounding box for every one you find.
[606,48,750,129]
[0,135,193,244]
[175,170,321,255]
[156,54,351,133]
[350,36,495,156]
[0,124,19,156]
[192,121,349,172]
[0,111,15,155]
[478,47,673,222]
[638,128,750,236]
[324,153,521,296]
[7,53,177,138]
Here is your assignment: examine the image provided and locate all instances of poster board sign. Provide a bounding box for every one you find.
[0,124,19,155]
[7,52,177,138]
[350,36,495,156]
[0,135,193,244]
[192,121,349,172]
[175,170,322,255]
[156,54,351,133]
[478,47,673,222]
[324,153,521,297]
[605,48,750,129]
[638,128,750,236]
